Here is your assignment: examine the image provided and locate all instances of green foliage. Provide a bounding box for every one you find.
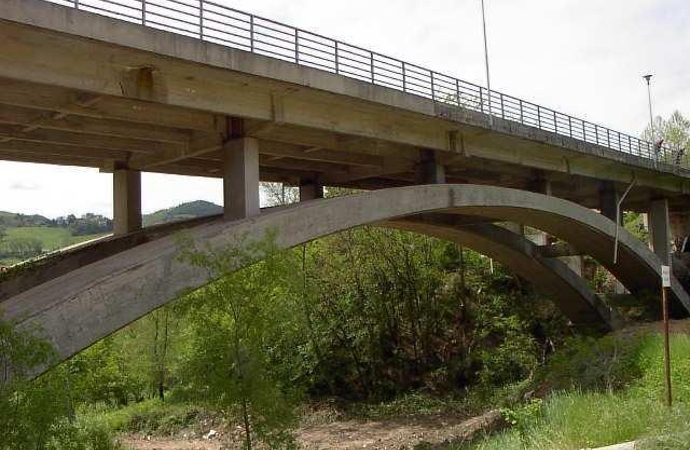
[642,111,690,166]
[177,233,302,449]
[46,416,122,450]
[454,332,690,450]
[540,334,645,392]
[0,314,121,450]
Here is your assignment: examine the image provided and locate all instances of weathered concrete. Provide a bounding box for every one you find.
[3,185,685,370]
[415,150,446,184]
[649,198,671,265]
[299,178,324,201]
[223,138,260,220]
[113,168,141,235]
[1,0,690,209]
[599,181,621,223]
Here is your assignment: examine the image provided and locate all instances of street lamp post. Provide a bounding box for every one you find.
[643,74,654,136]
[481,0,493,126]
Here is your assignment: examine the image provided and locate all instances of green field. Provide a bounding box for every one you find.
[0,226,106,266]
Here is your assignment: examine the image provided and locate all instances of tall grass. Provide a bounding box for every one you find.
[453,333,690,450]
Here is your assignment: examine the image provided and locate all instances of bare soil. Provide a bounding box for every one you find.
[122,410,504,450]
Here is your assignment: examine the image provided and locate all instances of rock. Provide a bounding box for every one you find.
[204,429,219,440]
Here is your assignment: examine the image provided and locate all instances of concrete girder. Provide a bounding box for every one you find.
[2,184,687,373]
[1,0,690,199]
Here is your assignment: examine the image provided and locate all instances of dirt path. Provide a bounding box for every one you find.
[123,410,503,450]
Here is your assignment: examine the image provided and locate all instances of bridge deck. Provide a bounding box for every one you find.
[0,0,689,212]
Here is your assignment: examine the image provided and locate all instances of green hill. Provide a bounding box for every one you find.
[142,200,222,226]
[0,200,222,266]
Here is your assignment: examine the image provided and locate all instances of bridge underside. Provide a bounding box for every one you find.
[2,185,686,375]
[1,0,690,213]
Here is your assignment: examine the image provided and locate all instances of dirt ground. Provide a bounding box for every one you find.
[122,410,503,450]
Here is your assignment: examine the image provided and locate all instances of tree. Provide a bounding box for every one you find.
[642,110,690,165]
[178,234,301,449]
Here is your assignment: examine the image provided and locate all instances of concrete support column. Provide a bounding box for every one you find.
[299,177,324,201]
[649,198,671,265]
[113,168,142,236]
[599,181,621,223]
[223,137,260,221]
[415,149,446,184]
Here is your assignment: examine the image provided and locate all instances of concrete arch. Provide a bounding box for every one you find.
[3,184,685,368]
[383,220,622,331]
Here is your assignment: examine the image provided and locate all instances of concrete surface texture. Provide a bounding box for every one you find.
[2,185,685,375]
[0,0,689,213]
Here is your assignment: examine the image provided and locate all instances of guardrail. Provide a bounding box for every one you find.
[45,0,686,170]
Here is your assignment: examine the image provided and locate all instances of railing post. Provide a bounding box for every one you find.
[75,0,79,8]
[568,116,573,138]
[479,88,484,113]
[595,126,599,144]
[455,79,460,107]
[430,72,435,101]
[199,0,203,39]
[141,0,146,24]
[500,93,505,119]
[519,99,523,123]
[618,133,622,152]
[370,52,375,83]
[553,111,557,133]
[334,41,339,74]
[582,121,586,141]
[402,62,407,92]
[607,129,611,148]
[537,105,541,129]
[249,15,255,52]
[294,29,299,63]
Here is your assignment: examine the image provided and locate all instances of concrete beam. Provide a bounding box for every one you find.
[223,137,260,220]
[649,198,671,265]
[599,181,621,223]
[113,168,141,235]
[415,149,446,184]
[299,177,323,201]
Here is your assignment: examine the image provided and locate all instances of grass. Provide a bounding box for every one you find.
[5,226,104,250]
[0,226,106,265]
[83,399,212,437]
[450,333,690,450]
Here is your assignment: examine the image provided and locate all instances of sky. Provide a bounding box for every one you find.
[1,0,688,218]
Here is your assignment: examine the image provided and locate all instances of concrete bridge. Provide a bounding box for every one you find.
[1,0,690,370]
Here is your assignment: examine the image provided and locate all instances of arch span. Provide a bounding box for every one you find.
[3,184,685,368]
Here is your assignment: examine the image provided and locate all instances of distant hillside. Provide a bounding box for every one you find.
[143,200,222,226]
[0,211,53,227]
[0,201,221,266]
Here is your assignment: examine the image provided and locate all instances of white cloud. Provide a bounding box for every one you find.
[1,0,688,216]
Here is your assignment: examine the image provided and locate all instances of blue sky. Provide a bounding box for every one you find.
[1,0,688,218]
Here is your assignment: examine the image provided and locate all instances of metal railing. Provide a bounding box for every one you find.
[44,0,687,170]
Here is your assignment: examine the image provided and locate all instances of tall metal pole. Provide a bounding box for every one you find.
[481,0,493,126]
[644,75,654,136]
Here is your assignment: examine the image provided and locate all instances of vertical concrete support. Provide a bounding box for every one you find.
[415,149,446,184]
[299,177,324,201]
[649,198,671,265]
[113,168,142,236]
[599,181,621,223]
[223,137,260,221]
